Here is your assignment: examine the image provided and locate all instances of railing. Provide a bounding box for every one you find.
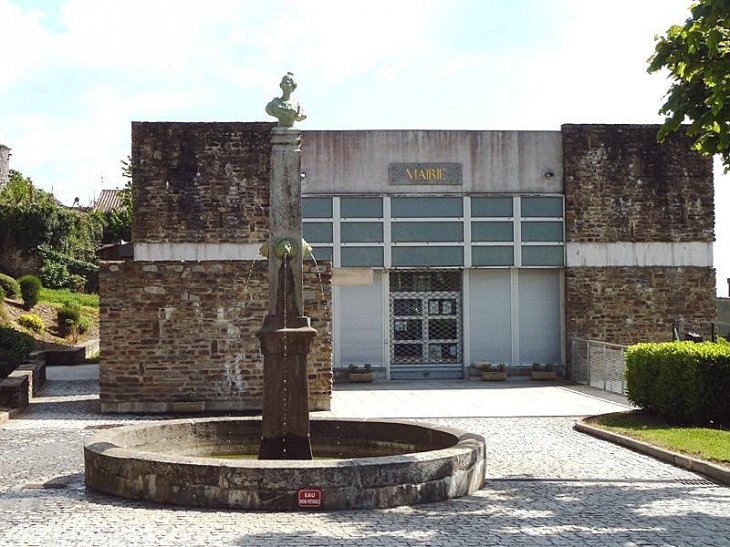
[570,338,628,395]
[672,319,730,343]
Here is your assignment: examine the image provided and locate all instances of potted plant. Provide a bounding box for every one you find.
[348,364,373,383]
[469,361,490,379]
[481,363,507,381]
[530,363,557,381]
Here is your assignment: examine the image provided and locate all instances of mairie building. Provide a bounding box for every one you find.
[98,122,715,413]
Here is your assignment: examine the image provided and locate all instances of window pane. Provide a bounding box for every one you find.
[392,222,463,242]
[472,246,514,266]
[303,222,333,243]
[472,221,513,242]
[521,246,564,266]
[341,247,383,267]
[393,299,422,316]
[392,246,463,267]
[471,197,513,217]
[341,197,382,218]
[310,246,333,261]
[521,221,564,242]
[341,222,383,243]
[391,197,463,218]
[393,319,423,340]
[302,197,332,218]
[521,197,563,217]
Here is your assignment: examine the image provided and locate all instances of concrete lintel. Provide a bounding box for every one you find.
[134,243,265,262]
[566,242,713,267]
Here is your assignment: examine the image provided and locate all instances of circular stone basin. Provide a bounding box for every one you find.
[84,417,486,511]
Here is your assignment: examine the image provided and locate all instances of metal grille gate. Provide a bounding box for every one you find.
[389,271,462,378]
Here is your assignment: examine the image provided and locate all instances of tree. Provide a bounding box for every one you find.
[649,0,730,169]
[99,157,132,244]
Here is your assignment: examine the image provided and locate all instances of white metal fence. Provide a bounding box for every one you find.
[570,338,628,395]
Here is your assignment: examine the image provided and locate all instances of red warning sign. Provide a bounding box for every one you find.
[298,489,322,508]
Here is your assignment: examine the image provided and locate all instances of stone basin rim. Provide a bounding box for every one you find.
[83,416,487,510]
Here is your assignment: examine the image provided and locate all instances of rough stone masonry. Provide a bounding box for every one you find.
[99,122,332,413]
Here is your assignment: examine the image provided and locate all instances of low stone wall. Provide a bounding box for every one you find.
[99,260,332,413]
[565,266,717,345]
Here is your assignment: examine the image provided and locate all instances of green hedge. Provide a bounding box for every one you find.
[18,274,42,310]
[0,326,34,380]
[625,341,730,426]
[38,248,98,292]
[0,273,20,299]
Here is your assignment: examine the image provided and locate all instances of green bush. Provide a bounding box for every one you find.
[625,341,730,426]
[37,248,98,292]
[18,274,42,310]
[38,261,71,290]
[0,286,6,324]
[0,326,34,379]
[57,304,81,338]
[67,274,86,293]
[17,313,44,333]
[0,273,20,299]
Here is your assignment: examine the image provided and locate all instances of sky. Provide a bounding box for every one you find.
[0,0,727,295]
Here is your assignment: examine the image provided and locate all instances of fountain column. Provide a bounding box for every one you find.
[258,73,316,460]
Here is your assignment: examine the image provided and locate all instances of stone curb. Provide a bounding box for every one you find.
[575,419,730,486]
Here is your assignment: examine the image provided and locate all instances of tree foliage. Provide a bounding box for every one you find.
[100,157,132,244]
[649,0,730,169]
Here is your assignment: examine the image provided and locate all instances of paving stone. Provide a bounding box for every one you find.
[0,379,728,546]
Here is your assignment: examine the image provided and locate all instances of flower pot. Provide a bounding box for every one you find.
[530,370,557,381]
[349,372,373,383]
[481,370,507,381]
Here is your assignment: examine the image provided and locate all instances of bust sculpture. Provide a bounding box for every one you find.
[266,72,307,128]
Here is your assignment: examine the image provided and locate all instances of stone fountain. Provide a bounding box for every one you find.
[83,74,486,510]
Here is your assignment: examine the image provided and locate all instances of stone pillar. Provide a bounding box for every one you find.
[257,126,317,460]
[0,144,10,189]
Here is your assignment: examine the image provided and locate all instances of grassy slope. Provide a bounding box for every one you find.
[588,411,730,469]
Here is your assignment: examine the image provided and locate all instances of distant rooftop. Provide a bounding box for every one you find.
[94,188,123,213]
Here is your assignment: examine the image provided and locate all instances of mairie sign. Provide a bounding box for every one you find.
[389,163,463,185]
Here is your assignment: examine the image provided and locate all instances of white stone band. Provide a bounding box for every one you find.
[566,242,714,268]
[134,243,265,262]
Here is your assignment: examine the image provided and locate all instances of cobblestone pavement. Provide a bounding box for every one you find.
[1,380,729,547]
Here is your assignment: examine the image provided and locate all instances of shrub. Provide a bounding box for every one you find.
[0,286,6,324]
[625,341,730,426]
[18,274,42,310]
[0,273,20,299]
[0,326,34,379]
[67,274,87,293]
[57,304,81,338]
[77,315,91,334]
[38,261,71,290]
[17,313,44,333]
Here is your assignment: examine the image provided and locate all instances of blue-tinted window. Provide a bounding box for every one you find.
[391,197,463,218]
[521,197,563,217]
[472,246,514,266]
[341,197,383,218]
[341,222,383,243]
[341,247,384,267]
[392,222,463,242]
[521,221,564,242]
[303,222,333,243]
[472,197,513,217]
[471,222,513,242]
[521,246,564,266]
[302,197,333,218]
[392,246,463,267]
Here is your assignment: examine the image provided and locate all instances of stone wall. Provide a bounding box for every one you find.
[562,124,714,243]
[562,124,716,348]
[132,122,274,244]
[99,260,332,413]
[565,266,716,345]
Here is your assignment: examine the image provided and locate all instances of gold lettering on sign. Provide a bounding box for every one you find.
[406,167,447,180]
